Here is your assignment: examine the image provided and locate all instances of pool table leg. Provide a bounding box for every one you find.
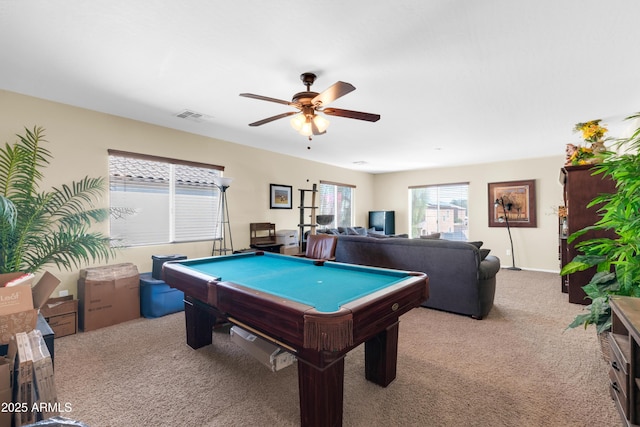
[184,296,215,349]
[364,320,399,387]
[297,356,345,427]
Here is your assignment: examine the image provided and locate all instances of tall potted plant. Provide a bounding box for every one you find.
[561,113,640,334]
[0,126,114,273]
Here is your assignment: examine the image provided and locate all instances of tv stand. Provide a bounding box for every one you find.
[609,296,640,425]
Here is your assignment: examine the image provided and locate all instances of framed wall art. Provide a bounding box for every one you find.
[270,184,292,209]
[488,180,537,227]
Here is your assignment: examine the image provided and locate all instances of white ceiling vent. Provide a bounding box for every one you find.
[174,109,214,123]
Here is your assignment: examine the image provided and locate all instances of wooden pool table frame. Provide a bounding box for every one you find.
[162,253,429,427]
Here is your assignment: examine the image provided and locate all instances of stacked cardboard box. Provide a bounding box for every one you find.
[0,272,60,426]
[40,296,78,338]
[0,272,60,344]
[15,332,35,426]
[78,263,140,331]
[12,330,58,426]
[279,245,300,256]
[28,330,58,421]
[276,229,298,250]
[0,355,13,427]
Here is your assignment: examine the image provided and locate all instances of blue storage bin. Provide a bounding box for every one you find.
[151,254,187,280]
[139,272,185,318]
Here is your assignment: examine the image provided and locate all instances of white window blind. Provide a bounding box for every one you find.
[109,152,222,247]
[409,183,469,240]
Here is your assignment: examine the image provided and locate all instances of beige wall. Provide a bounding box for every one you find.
[372,156,565,272]
[0,90,375,295]
[1,90,565,297]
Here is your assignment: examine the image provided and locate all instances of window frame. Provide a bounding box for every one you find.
[408,182,469,241]
[108,150,225,247]
[318,180,356,229]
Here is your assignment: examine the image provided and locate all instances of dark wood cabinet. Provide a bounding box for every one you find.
[560,164,616,304]
[609,297,640,425]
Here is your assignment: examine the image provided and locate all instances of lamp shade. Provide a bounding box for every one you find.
[290,113,305,131]
[299,119,313,137]
[291,113,330,136]
[213,176,233,188]
[313,115,330,133]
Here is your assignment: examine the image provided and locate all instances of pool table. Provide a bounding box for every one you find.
[162,251,429,427]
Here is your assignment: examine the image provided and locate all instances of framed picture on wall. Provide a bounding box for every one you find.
[270,184,292,209]
[488,179,537,227]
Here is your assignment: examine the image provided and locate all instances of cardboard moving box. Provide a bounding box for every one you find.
[15,332,35,426]
[0,272,60,344]
[275,229,298,248]
[40,296,78,338]
[78,263,140,332]
[28,329,58,421]
[0,355,13,427]
[280,246,300,256]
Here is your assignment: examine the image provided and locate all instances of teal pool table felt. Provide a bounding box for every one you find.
[177,253,409,312]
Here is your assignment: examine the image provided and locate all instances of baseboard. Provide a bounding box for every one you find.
[500,266,560,274]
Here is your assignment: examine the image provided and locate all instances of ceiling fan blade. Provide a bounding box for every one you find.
[248,111,297,127]
[323,108,381,122]
[240,93,296,107]
[312,81,355,106]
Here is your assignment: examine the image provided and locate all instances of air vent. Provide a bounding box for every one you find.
[174,109,214,123]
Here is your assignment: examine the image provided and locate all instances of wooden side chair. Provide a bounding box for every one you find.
[303,234,338,261]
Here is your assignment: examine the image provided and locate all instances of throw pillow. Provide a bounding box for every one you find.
[368,233,389,238]
[467,241,483,249]
[479,248,491,260]
[353,227,368,236]
[367,228,384,236]
[419,233,441,239]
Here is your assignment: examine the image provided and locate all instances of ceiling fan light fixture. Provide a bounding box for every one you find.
[290,113,305,131]
[313,114,330,133]
[299,118,313,137]
[291,112,329,136]
[241,72,377,137]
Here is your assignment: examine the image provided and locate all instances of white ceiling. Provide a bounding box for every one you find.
[1,1,639,173]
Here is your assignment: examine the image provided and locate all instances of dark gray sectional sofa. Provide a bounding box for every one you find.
[333,235,501,319]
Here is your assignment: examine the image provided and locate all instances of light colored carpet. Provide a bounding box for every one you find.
[53,269,619,426]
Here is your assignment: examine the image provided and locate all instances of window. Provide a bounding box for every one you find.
[409,183,469,240]
[108,150,224,247]
[318,181,355,229]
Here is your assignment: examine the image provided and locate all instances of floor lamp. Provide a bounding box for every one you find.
[495,196,521,271]
[212,177,234,256]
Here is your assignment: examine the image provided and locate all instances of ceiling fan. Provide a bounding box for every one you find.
[240,72,380,139]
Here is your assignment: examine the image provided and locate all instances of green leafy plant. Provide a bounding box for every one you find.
[561,113,640,333]
[0,126,114,273]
